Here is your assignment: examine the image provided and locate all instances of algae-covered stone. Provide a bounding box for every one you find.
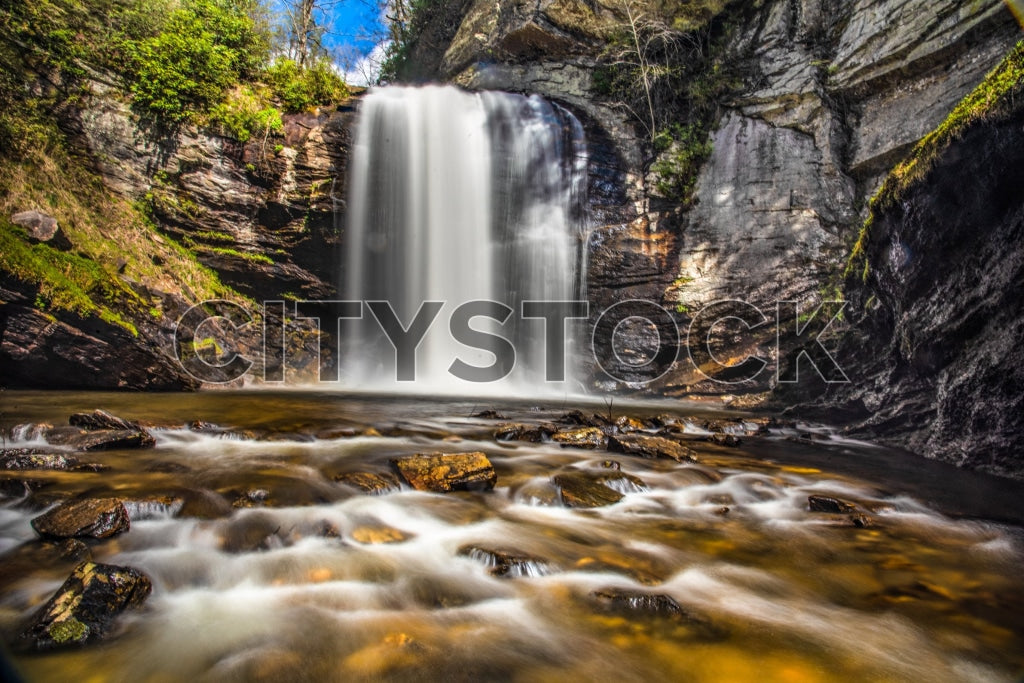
[392,452,496,493]
[20,561,152,650]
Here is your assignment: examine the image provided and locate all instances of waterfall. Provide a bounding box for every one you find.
[342,85,588,394]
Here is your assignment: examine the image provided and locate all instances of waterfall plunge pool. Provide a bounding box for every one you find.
[1,390,1023,682]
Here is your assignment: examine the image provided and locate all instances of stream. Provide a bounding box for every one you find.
[1,390,1023,682]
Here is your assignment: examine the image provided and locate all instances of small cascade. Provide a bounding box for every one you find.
[343,85,588,394]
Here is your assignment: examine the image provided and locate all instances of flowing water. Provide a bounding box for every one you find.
[1,391,1023,682]
[343,86,588,394]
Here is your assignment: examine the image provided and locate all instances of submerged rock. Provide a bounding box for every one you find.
[391,452,496,493]
[20,561,152,650]
[552,427,606,449]
[0,539,91,590]
[351,526,410,544]
[458,544,554,577]
[607,434,697,462]
[471,410,508,419]
[68,410,139,432]
[808,495,858,514]
[31,498,131,540]
[334,471,402,494]
[553,472,624,508]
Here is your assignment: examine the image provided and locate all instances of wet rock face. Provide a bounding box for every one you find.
[31,499,131,540]
[808,109,1024,478]
[0,278,200,391]
[73,87,353,304]
[551,427,606,449]
[20,561,152,650]
[391,452,497,492]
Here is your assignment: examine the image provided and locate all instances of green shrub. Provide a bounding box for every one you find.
[209,85,283,142]
[122,0,270,124]
[265,58,348,113]
[651,123,713,203]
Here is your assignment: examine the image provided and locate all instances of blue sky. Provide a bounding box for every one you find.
[321,0,386,56]
[271,0,389,84]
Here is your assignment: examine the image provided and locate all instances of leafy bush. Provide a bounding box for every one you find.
[122,0,270,124]
[265,57,348,113]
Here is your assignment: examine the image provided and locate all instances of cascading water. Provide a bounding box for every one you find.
[343,85,588,394]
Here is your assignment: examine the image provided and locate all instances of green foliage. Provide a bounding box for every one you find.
[265,57,348,113]
[120,0,271,124]
[651,123,713,203]
[845,40,1024,282]
[209,85,283,142]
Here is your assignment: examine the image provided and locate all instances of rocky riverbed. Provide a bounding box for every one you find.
[1,391,1023,681]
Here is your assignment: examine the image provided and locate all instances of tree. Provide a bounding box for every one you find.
[280,0,343,67]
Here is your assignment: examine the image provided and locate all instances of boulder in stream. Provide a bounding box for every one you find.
[20,561,152,650]
[493,422,555,442]
[391,452,496,492]
[31,498,130,539]
[607,434,697,462]
[68,409,140,432]
[808,495,858,514]
[64,429,156,451]
[1,449,81,471]
[552,427,606,449]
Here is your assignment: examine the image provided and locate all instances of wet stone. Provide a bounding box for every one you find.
[808,495,858,514]
[335,471,401,494]
[31,498,130,540]
[64,430,156,452]
[69,410,139,432]
[591,588,685,617]
[552,427,606,449]
[708,433,742,447]
[1,449,81,471]
[554,472,624,508]
[391,452,496,493]
[232,488,271,508]
[458,544,554,577]
[614,415,649,432]
[494,423,553,443]
[607,434,697,463]
[20,561,152,650]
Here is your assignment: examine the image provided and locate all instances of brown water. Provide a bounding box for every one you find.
[1,390,1023,682]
